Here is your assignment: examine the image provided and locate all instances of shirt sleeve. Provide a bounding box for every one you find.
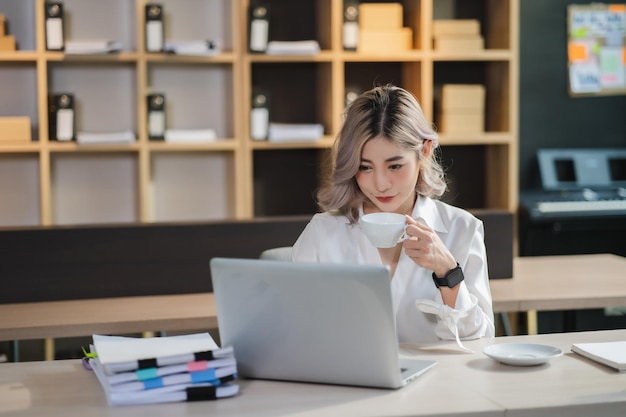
[417,219,495,341]
[291,216,321,262]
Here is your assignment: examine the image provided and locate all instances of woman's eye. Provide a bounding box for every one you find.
[389,164,403,170]
[358,165,372,171]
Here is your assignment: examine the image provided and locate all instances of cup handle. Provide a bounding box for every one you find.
[396,225,409,244]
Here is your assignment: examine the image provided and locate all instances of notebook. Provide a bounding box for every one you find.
[210,257,437,389]
[571,341,626,372]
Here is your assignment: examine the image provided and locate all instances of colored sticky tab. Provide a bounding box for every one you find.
[609,4,626,12]
[190,369,216,383]
[187,361,208,372]
[186,386,217,401]
[143,378,164,389]
[623,47,626,65]
[568,42,587,62]
[195,351,215,361]
[136,368,159,380]
[81,346,97,358]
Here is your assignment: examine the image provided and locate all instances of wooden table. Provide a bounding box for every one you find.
[1,329,625,417]
[490,253,626,334]
[0,294,217,361]
[2,254,625,359]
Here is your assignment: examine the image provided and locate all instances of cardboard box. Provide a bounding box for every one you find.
[0,35,16,51]
[359,28,412,53]
[432,19,480,36]
[437,111,484,134]
[434,35,484,52]
[0,117,32,143]
[359,3,403,30]
[441,84,485,111]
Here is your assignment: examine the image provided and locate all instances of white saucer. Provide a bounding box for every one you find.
[483,343,563,366]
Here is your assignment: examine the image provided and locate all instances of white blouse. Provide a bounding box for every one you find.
[292,195,495,345]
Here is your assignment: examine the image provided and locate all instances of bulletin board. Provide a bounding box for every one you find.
[567,3,626,96]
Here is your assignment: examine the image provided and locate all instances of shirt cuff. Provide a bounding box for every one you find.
[414,298,474,353]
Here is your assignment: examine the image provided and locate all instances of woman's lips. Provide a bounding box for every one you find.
[376,196,394,203]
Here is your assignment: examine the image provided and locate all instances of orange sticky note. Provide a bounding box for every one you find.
[623,47,626,65]
[568,42,587,62]
[608,4,626,12]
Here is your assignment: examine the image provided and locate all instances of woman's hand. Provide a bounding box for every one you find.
[402,215,457,277]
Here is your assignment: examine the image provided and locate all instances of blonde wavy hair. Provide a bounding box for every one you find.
[317,84,447,224]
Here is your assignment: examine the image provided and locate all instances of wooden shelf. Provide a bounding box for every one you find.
[0,0,518,227]
[0,52,39,61]
[250,137,335,150]
[45,142,142,153]
[147,140,239,152]
[0,143,41,153]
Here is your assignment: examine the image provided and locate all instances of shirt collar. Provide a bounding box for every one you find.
[411,195,449,234]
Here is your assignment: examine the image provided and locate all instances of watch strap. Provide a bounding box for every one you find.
[432,263,464,288]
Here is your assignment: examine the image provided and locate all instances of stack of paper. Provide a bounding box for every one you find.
[571,341,626,372]
[65,40,123,54]
[163,40,220,56]
[164,129,217,144]
[89,333,239,406]
[76,131,136,145]
[268,123,324,142]
[266,40,320,55]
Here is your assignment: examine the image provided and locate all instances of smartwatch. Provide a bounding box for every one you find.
[432,263,464,288]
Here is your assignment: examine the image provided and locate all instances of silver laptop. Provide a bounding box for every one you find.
[210,257,437,389]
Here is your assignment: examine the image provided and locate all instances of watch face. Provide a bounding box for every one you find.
[446,268,464,288]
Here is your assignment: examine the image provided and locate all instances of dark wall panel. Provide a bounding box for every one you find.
[519,0,626,190]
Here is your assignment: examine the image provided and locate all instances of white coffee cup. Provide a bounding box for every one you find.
[359,212,408,248]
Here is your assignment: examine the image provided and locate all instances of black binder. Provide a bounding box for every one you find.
[45,2,64,51]
[250,90,270,140]
[147,94,166,140]
[248,3,270,53]
[48,93,74,141]
[145,4,164,53]
[343,1,359,51]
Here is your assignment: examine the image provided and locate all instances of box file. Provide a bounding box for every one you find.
[0,13,15,51]
[0,117,31,143]
[437,84,485,134]
[359,3,403,30]
[147,94,166,140]
[434,35,484,52]
[359,28,412,53]
[343,1,359,51]
[48,93,74,141]
[250,90,270,140]
[248,3,270,53]
[432,20,480,37]
[45,2,64,51]
[437,112,484,134]
[441,84,485,111]
[0,35,15,51]
[145,4,164,53]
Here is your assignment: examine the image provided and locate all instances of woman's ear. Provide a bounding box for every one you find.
[422,139,433,157]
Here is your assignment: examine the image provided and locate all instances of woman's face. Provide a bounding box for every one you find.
[356,135,420,215]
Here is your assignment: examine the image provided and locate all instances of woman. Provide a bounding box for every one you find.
[292,84,494,344]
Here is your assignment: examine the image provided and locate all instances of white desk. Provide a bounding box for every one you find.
[1,330,625,417]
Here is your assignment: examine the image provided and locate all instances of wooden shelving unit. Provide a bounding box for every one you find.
[0,0,518,226]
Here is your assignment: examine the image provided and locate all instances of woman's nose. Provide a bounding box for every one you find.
[374,171,391,191]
